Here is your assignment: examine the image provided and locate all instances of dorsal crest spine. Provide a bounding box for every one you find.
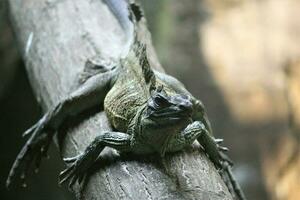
[135,40,155,86]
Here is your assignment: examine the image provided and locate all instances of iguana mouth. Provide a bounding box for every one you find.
[153,109,192,118]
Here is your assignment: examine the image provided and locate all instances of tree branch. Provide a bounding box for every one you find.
[8,0,232,199]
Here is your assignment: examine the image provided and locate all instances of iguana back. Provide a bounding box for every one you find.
[104,45,152,133]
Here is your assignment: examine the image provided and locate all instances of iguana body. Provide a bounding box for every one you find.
[7,1,246,200]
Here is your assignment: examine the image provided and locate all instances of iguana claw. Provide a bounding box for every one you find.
[22,123,38,137]
[22,114,50,137]
[218,146,229,152]
[63,155,81,163]
[214,138,229,152]
[214,138,224,144]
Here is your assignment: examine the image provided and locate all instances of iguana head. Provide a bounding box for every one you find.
[141,86,193,156]
[146,87,193,122]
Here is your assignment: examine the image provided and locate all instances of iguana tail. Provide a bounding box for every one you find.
[220,160,247,200]
[105,0,156,91]
[126,1,156,91]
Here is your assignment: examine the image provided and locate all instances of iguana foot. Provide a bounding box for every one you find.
[59,153,92,188]
[214,138,233,166]
[214,138,233,165]
[59,132,131,188]
[79,56,118,84]
[6,114,53,189]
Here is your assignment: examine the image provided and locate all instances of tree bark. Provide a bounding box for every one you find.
[8,0,232,199]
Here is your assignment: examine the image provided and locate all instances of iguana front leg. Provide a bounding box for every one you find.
[169,120,245,200]
[6,65,118,189]
[58,131,131,188]
[196,124,246,200]
[155,71,245,199]
[167,121,207,152]
[166,120,227,158]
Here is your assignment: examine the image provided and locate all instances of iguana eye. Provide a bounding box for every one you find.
[148,93,170,110]
[154,95,169,108]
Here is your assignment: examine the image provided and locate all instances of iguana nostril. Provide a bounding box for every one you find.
[179,101,193,112]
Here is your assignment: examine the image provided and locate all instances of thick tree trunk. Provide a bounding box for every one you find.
[8,0,232,199]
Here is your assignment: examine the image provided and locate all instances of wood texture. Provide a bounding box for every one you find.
[8,0,232,199]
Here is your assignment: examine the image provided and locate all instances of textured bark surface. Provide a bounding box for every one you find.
[8,0,232,199]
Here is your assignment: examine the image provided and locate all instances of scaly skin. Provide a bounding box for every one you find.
[7,1,246,200]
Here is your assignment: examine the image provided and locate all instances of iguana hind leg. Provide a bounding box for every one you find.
[79,57,118,84]
[6,66,118,189]
[59,131,131,188]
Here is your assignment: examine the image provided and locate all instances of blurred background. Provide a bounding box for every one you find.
[1,0,299,199]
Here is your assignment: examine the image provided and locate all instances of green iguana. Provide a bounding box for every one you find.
[7,1,246,199]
